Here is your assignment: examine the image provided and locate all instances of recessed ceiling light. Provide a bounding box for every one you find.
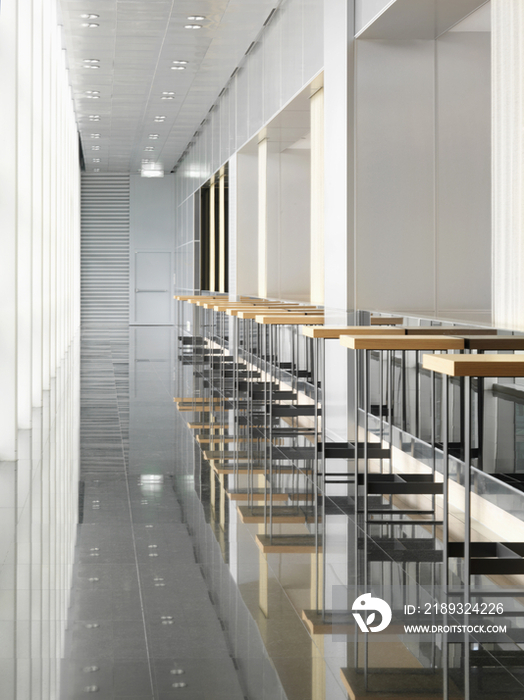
[93,168,100,172]
[90,134,100,138]
[187,15,205,20]
[81,23,99,28]
[89,115,100,120]
[144,146,155,151]
[161,96,174,100]
[83,59,99,64]
[184,24,202,29]
[149,134,159,139]
[91,145,100,150]
[87,95,99,99]
[85,65,100,69]
[81,14,99,19]
[171,66,185,71]
[172,60,188,65]
[162,92,174,95]
[92,158,100,162]
[142,159,152,163]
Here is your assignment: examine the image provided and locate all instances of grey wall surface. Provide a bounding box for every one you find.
[130,174,175,323]
[355,0,393,34]
[278,148,311,300]
[173,0,324,297]
[232,151,259,297]
[356,39,436,313]
[354,31,491,316]
[81,174,130,325]
[436,31,491,314]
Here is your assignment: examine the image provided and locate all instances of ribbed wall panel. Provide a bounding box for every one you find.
[81,174,130,324]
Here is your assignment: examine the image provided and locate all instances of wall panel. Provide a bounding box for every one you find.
[436,31,491,315]
[173,0,324,297]
[356,40,436,313]
[492,0,524,330]
[81,174,130,325]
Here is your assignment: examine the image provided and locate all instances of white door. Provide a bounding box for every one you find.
[134,250,173,324]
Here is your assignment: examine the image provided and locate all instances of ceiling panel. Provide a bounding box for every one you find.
[60,0,276,173]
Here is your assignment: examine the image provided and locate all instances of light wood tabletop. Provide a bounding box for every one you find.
[255,314,324,325]
[455,335,524,351]
[301,326,406,339]
[370,316,404,325]
[422,353,524,377]
[210,302,290,311]
[405,327,497,336]
[340,335,465,351]
[236,308,318,319]
[174,295,225,302]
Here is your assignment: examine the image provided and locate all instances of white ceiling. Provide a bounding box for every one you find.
[59,0,276,174]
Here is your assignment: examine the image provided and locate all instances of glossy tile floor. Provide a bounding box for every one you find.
[4,324,524,699]
[59,326,248,699]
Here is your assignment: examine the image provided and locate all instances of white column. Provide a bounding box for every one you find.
[492,0,524,330]
[322,0,356,441]
[0,0,19,460]
[258,138,268,297]
[41,0,51,392]
[17,0,34,430]
[310,86,325,305]
[324,0,354,321]
[32,0,43,408]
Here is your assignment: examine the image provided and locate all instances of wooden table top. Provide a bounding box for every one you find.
[301,326,405,339]
[236,308,319,319]
[174,295,225,302]
[370,316,404,325]
[456,335,524,351]
[340,335,465,351]
[210,302,293,311]
[255,314,324,325]
[226,306,303,316]
[405,327,496,336]
[422,353,524,377]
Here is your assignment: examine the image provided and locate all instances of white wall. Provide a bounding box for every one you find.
[355,0,394,34]
[130,174,175,323]
[492,0,524,330]
[231,151,259,297]
[356,39,436,313]
[0,0,80,458]
[436,31,491,316]
[0,0,80,694]
[173,0,324,296]
[354,31,491,317]
[277,148,311,300]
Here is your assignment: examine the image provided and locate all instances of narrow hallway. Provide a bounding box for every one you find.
[60,326,246,699]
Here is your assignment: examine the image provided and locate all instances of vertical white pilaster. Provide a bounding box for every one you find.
[0,0,19,459]
[32,0,43,408]
[322,0,356,441]
[41,0,51,392]
[492,0,524,330]
[310,86,325,305]
[17,0,34,430]
[258,138,268,298]
[324,0,354,321]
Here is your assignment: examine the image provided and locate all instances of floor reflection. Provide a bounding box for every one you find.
[0,334,79,699]
[4,323,524,699]
[171,307,524,700]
